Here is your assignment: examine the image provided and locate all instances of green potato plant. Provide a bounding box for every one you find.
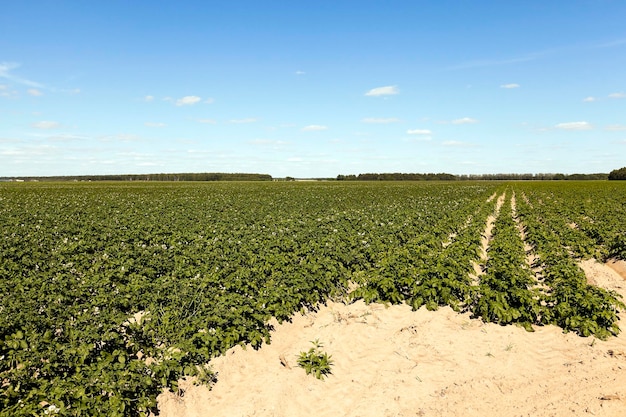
[297,340,334,380]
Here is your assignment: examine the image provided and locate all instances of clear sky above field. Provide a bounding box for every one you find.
[1,1,625,178]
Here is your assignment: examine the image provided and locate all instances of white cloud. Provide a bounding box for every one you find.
[32,121,60,129]
[144,122,167,128]
[365,85,399,97]
[0,62,43,88]
[295,70,306,75]
[605,124,626,131]
[407,129,432,135]
[249,139,288,146]
[452,117,478,125]
[442,140,468,146]
[0,84,16,97]
[500,83,520,89]
[27,88,43,96]
[555,121,592,130]
[46,134,87,142]
[608,92,625,99]
[362,117,401,124]
[583,96,597,102]
[302,125,328,131]
[144,95,154,102]
[100,133,141,142]
[229,118,259,124]
[175,96,202,106]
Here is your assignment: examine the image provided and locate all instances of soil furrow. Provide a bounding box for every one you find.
[470,192,505,286]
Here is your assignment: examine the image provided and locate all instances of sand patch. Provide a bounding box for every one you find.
[156,257,626,417]
[607,259,626,281]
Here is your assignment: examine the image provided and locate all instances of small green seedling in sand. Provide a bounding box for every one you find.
[297,339,334,380]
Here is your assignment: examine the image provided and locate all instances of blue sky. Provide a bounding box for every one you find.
[1,1,625,178]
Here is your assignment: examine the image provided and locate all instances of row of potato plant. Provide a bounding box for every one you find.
[471,192,542,330]
[0,182,496,416]
[514,182,626,261]
[351,188,499,311]
[2,181,624,416]
[514,187,625,338]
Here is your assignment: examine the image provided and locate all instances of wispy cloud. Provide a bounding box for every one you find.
[27,88,43,96]
[442,140,472,147]
[144,122,167,128]
[175,96,202,106]
[144,95,154,102]
[449,36,626,71]
[0,83,16,97]
[302,125,328,131]
[608,92,625,99]
[32,121,60,129]
[605,124,626,131]
[228,118,259,124]
[555,121,592,130]
[362,117,401,124]
[595,38,626,48]
[100,133,141,142]
[448,55,537,70]
[46,134,89,142]
[407,129,432,135]
[365,85,399,97]
[583,96,597,102]
[249,139,288,146]
[500,83,520,89]
[295,70,306,75]
[0,62,44,88]
[452,117,478,125]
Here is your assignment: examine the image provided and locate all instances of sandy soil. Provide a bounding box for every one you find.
[156,259,626,417]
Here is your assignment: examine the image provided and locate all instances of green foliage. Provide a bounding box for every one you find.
[608,233,626,260]
[514,182,626,338]
[608,167,626,180]
[297,340,334,380]
[1,180,625,415]
[471,193,542,330]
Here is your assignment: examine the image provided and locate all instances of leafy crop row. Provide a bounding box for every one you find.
[514,187,625,338]
[1,181,625,416]
[471,192,542,330]
[0,182,495,416]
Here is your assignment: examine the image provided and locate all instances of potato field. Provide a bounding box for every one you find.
[1,181,625,416]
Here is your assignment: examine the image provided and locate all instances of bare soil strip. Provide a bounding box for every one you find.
[520,191,533,208]
[470,192,505,285]
[510,192,548,293]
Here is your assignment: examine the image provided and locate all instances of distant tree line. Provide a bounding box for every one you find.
[457,173,609,181]
[1,173,273,182]
[608,167,626,180]
[337,172,609,181]
[337,173,457,181]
